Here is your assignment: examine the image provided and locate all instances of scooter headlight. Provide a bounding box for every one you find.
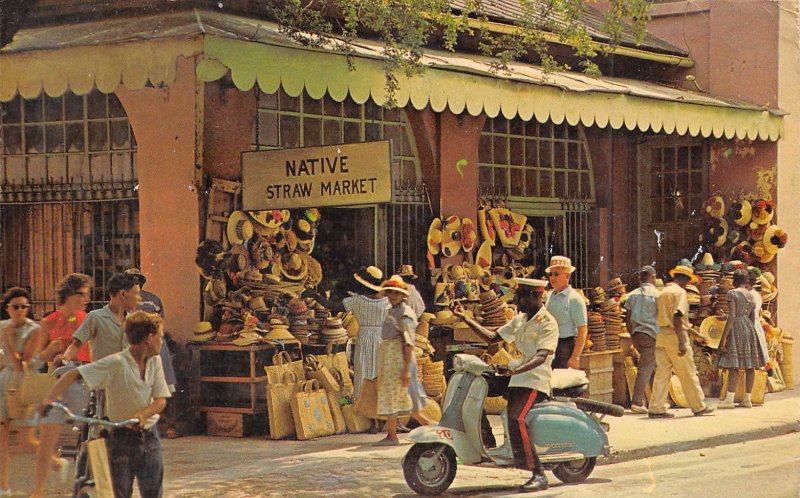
[452,355,464,372]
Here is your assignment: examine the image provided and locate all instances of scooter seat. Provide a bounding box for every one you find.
[551,384,589,398]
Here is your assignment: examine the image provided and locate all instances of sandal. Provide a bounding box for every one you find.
[166,427,184,439]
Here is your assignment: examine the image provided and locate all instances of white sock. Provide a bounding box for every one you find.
[724,392,735,402]
[743,393,752,402]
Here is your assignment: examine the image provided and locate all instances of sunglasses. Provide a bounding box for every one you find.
[10,304,31,310]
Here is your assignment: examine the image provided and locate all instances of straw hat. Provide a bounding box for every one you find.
[704,195,725,219]
[461,218,478,253]
[228,244,250,272]
[380,275,410,296]
[750,199,774,225]
[730,199,752,226]
[227,211,254,245]
[248,296,268,312]
[441,215,463,258]
[396,264,417,279]
[698,316,725,349]
[715,219,729,247]
[476,240,493,269]
[189,321,216,343]
[305,255,323,288]
[477,206,496,247]
[232,330,262,347]
[427,218,444,255]
[354,266,384,292]
[430,309,458,325]
[265,323,297,342]
[545,255,576,274]
[606,277,626,293]
[281,252,308,282]
[250,209,290,233]
[669,264,700,284]
[433,282,454,307]
[763,225,787,254]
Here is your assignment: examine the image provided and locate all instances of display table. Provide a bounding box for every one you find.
[189,342,302,437]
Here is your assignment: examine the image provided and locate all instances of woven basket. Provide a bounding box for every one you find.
[780,337,794,389]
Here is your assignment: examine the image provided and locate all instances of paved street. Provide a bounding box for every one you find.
[6,389,798,497]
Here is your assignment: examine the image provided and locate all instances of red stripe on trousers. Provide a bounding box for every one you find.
[517,390,539,470]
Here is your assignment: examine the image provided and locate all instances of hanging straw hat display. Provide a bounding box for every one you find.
[704,195,725,219]
[763,225,788,254]
[460,218,478,253]
[427,218,444,255]
[729,199,752,226]
[440,215,463,258]
[281,252,308,282]
[227,211,254,245]
[478,204,496,247]
[750,199,774,225]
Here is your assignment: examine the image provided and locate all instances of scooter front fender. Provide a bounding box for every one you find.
[408,425,482,464]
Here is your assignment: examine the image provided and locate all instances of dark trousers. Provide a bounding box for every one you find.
[108,426,164,498]
[507,387,548,472]
[632,333,657,406]
[552,337,576,369]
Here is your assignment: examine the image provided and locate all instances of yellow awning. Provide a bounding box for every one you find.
[0,10,782,141]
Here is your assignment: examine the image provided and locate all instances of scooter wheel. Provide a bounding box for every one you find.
[552,456,596,483]
[403,443,457,495]
[77,485,97,498]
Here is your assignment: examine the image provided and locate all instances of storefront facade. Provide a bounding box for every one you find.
[0,8,785,345]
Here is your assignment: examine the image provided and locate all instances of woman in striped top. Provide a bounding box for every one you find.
[343,267,390,406]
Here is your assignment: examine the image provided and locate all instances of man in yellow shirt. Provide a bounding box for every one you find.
[648,264,714,418]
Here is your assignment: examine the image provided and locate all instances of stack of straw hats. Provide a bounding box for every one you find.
[189,321,216,343]
[288,298,311,343]
[320,317,349,345]
[606,277,627,300]
[587,312,606,352]
[601,299,623,351]
[478,290,512,328]
[422,361,446,397]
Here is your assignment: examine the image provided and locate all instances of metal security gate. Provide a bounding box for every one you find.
[0,199,139,318]
[382,182,431,279]
[563,202,593,289]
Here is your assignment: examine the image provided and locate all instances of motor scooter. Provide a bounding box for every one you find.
[402,354,624,495]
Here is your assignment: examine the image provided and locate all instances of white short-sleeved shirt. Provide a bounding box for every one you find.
[497,306,559,394]
[78,349,171,429]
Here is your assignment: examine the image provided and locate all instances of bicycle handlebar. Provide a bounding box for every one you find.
[44,402,140,429]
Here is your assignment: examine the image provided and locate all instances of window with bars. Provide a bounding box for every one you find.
[478,119,595,201]
[253,88,429,277]
[0,90,139,314]
[638,139,708,272]
[0,92,137,197]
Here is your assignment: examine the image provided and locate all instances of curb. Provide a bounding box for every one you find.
[599,420,800,465]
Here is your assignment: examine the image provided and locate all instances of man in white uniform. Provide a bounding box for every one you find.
[454,278,559,492]
[41,311,171,498]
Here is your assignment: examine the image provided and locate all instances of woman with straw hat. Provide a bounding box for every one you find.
[343,267,390,422]
[374,277,432,445]
[717,269,768,409]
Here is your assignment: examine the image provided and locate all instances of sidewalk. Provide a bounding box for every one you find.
[596,388,800,464]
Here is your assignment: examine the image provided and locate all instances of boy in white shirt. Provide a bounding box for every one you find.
[41,311,171,498]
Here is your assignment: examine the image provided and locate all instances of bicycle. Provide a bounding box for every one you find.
[42,401,139,498]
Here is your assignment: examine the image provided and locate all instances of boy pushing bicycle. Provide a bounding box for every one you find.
[39,311,171,498]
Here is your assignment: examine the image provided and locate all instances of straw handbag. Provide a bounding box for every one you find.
[266,370,301,440]
[317,343,353,395]
[19,367,57,406]
[719,369,768,405]
[341,403,371,433]
[264,351,305,385]
[481,353,508,414]
[290,380,335,440]
[3,373,27,420]
[353,378,378,419]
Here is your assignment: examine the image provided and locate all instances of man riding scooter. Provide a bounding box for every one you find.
[453,277,559,492]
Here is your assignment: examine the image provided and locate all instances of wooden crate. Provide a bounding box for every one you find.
[579,350,618,404]
[206,412,265,438]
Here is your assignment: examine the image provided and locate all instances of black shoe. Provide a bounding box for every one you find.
[693,406,715,417]
[648,412,675,419]
[396,424,411,434]
[520,473,548,492]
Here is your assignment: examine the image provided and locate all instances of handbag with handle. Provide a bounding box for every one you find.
[290,379,335,440]
[353,377,378,419]
[341,403,371,433]
[264,351,304,385]
[266,370,301,439]
[317,343,353,395]
[304,356,340,394]
[19,365,57,406]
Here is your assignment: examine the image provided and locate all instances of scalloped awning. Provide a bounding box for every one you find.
[197,34,782,141]
[0,10,782,141]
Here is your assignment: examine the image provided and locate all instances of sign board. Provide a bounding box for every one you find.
[241,141,393,210]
